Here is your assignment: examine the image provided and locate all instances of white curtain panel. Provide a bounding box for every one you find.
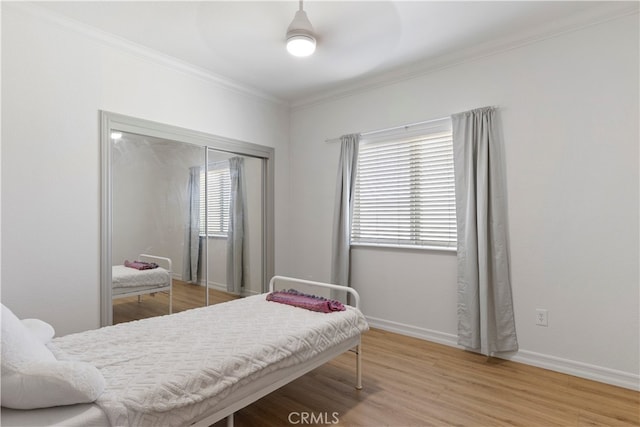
[330,134,360,292]
[226,157,246,294]
[452,107,518,355]
[183,166,201,283]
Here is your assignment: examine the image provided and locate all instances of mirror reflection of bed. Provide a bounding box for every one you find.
[111,131,265,324]
[112,279,241,324]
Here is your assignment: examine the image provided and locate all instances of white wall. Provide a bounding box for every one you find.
[287,14,639,387]
[1,4,290,335]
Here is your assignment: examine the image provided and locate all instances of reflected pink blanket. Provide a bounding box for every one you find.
[266,289,345,313]
[124,260,159,270]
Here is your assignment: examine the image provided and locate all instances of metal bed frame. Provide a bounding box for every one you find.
[112,254,173,314]
[190,276,364,427]
[0,276,363,427]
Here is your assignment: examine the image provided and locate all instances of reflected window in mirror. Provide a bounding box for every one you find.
[200,166,230,238]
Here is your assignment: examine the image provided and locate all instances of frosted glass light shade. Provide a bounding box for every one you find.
[286,9,316,57]
[286,35,316,57]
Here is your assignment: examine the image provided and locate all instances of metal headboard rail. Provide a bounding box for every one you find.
[268,275,361,310]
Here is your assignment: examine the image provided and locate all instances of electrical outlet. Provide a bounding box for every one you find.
[536,309,548,327]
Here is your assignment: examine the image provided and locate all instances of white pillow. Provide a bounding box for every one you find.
[21,318,55,344]
[1,360,106,410]
[1,303,106,409]
[1,304,55,372]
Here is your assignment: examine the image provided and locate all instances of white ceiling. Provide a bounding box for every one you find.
[33,1,637,105]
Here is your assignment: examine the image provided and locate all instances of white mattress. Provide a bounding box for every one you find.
[111,265,170,289]
[48,294,369,427]
[1,403,108,427]
[0,337,358,427]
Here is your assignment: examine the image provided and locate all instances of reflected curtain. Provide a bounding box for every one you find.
[452,106,518,355]
[183,166,201,283]
[330,134,360,297]
[227,157,246,294]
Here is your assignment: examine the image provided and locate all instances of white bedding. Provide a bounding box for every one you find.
[111,265,170,289]
[49,294,369,427]
[0,339,358,427]
[1,403,108,426]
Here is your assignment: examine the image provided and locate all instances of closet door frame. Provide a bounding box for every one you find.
[100,111,275,327]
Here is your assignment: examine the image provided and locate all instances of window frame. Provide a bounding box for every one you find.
[199,163,231,238]
[350,118,457,252]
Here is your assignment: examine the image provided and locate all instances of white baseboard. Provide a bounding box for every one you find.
[506,350,640,391]
[206,281,260,297]
[206,281,227,291]
[173,275,260,297]
[366,316,460,348]
[366,315,640,391]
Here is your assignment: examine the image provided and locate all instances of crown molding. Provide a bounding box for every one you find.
[291,3,639,110]
[5,2,289,107]
[6,1,636,111]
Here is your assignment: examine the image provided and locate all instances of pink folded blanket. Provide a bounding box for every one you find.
[266,289,346,313]
[124,260,159,270]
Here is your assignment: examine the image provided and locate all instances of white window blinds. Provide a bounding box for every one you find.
[200,166,230,236]
[351,118,457,250]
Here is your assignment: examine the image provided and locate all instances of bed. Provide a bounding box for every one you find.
[1,276,368,427]
[111,254,172,314]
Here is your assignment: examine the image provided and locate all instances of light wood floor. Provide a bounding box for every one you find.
[218,328,639,426]
[114,282,639,426]
[113,279,239,324]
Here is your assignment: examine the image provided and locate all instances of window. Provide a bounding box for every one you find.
[351,118,457,250]
[200,167,230,236]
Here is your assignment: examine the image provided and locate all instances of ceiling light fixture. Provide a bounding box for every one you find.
[286,0,316,57]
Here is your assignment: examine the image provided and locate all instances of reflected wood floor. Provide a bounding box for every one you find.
[113,279,240,324]
[115,283,639,426]
[213,330,638,427]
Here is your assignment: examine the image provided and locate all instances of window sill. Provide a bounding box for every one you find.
[200,234,228,239]
[350,242,456,253]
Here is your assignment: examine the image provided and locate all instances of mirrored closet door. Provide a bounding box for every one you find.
[102,112,274,326]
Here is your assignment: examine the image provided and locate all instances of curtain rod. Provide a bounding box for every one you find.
[324,115,449,143]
